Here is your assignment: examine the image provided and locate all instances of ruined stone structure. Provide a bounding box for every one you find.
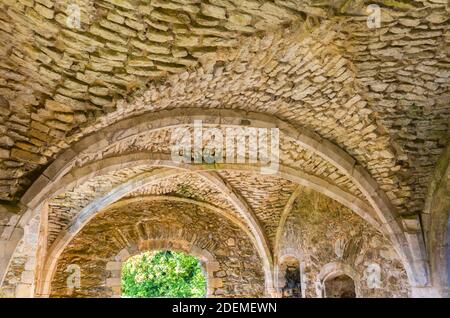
[0,0,448,298]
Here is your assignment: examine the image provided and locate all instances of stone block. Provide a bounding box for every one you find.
[106,277,121,287]
[15,284,33,298]
[106,261,122,271]
[209,278,223,288]
[201,3,226,20]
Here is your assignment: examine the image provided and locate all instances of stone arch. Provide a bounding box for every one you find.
[318,262,360,298]
[20,109,396,226]
[3,110,428,296]
[105,239,218,298]
[424,143,450,297]
[324,275,356,298]
[37,195,257,297]
[30,158,377,294]
[48,198,265,297]
[30,167,275,296]
[16,109,389,226]
[275,253,305,298]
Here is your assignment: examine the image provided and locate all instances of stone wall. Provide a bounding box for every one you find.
[49,199,265,297]
[0,0,448,234]
[0,0,448,298]
[0,214,40,297]
[218,170,298,248]
[425,145,450,296]
[105,240,218,297]
[277,188,410,298]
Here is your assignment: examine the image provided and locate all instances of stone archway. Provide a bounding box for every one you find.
[324,274,356,298]
[12,109,428,288]
[275,254,304,298]
[47,198,266,298]
[0,0,448,299]
[0,110,430,298]
[105,240,218,298]
[318,262,360,298]
[38,195,263,297]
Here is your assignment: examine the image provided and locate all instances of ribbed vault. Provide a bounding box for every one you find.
[0,0,448,298]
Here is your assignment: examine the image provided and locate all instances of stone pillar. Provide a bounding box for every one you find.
[105,261,122,298]
[0,207,24,295]
[0,227,23,287]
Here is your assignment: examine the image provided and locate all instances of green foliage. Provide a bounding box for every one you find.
[121,250,206,298]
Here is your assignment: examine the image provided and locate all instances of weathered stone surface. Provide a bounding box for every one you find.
[50,200,265,297]
[0,0,446,215]
[0,0,448,299]
[278,189,410,298]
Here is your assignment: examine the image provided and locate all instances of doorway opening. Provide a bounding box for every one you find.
[324,274,356,298]
[121,250,207,298]
[278,256,302,298]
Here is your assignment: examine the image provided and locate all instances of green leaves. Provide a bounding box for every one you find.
[121,250,206,298]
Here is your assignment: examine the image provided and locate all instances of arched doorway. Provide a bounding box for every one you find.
[424,145,450,297]
[318,262,359,298]
[324,274,356,298]
[277,256,303,298]
[120,250,207,298]
[46,199,266,298]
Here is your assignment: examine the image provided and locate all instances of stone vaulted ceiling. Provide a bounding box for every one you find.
[0,0,449,298]
[0,0,448,224]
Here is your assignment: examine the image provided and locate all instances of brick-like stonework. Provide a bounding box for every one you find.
[218,170,298,247]
[278,188,410,298]
[48,165,157,245]
[0,0,448,298]
[50,199,265,297]
[0,0,447,224]
[70,126,367,201]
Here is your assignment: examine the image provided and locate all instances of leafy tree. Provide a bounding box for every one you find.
[121,250,206,298]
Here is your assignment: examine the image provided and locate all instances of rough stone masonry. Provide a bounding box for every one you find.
[0,0,449,298]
